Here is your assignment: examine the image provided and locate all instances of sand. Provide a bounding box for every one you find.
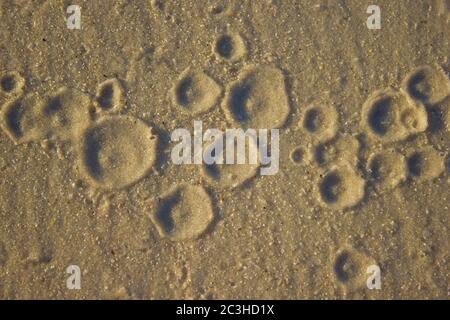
[0,0,449,299]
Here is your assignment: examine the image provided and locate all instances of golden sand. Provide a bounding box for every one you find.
[0,1,449,299]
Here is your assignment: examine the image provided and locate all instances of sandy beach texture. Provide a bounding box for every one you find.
[0,0,449,299]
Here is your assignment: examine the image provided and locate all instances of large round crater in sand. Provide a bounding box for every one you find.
[151,184,214,241]
[222,65,290,129]
[79,116,158,190]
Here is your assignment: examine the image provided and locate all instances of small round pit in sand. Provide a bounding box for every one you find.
[0,71,25,97]
[214,33,247,62]
[95,78,125,113]
[401,65,450,105]
[302,104,338,144]
[333,247,377,293]
[407,146,445,181]
[318,165,365,210]
[172,68,222,115]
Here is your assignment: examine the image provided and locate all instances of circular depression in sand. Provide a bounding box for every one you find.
[222,65,290,129]
[79,116,158,190]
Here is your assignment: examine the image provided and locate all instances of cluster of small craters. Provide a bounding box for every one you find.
[161,38,290,239]
[171,63,290,131]
[0,62,449,244]
[291,64,450,211]
[0,26,292,243]
[0,72,159,192]
[169,40,290,200]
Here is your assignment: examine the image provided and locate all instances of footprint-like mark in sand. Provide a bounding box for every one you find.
[40,87,92,141]
[95,78,125,113]
[172,68,222,115]
[214,33,247,62]
[333,247,376,292]
[79,115,158,190]
[361,88,428,143]
[402,65,450,106]
[302,104,338,143]
[407,146,445,181]
[151,184,214,241]
[368,149,407,192]
[0,94,45,144]
[201,133,259,189]
[223,65,290,129]
[0,71,25,97]
[318,165,365,210]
